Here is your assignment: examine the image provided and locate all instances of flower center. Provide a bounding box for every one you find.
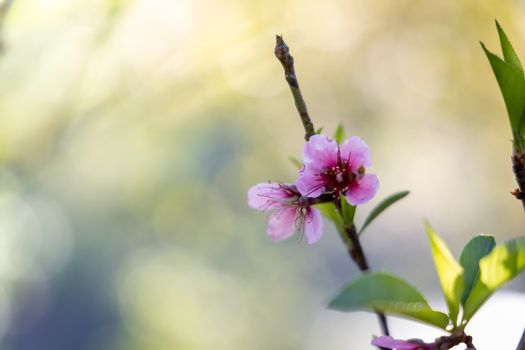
[321,163,356,195]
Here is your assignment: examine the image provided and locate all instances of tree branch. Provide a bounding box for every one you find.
[274,35,389,344]
[274,35,316,141]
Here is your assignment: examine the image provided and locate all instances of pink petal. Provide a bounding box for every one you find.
[267,207,298,242]
[345,173,379,205]
[303,208,323,244]
[303,134,338,172]
[340,136,372,172]
[248,183,289,211]
[296,168,325,198]
[372,336,422,350]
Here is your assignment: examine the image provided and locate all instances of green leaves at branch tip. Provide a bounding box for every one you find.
[328,272,449,329]
[482,21,525,150]
[462,236,525,322]
[425,223,463,326]
[328,226,525,329]
[423,224,525,325]
[496,20,523,71]
[358,191,410,235]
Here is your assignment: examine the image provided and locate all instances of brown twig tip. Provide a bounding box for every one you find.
[273,35,315,141]
[274,35,296,85]
[274,35,290,62]
[274,35,285,49]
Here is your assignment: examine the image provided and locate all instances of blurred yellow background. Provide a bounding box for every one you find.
[0,0,524,349]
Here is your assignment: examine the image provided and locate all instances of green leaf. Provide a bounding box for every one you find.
[288,156,303,169]
[334,124,346,144]
[481,42,525,149]
[317,199,354,247]
[315,203,350,246]
[340,197,356,225]
[425,223,463,326]
[328,272,449,329]
[459,235,496,305]
[480,237,525,288]
[316,203,343,227]
[496,21,523,72]
[358,191,410,235]
[315,127,324,134]
[463,236,525,322]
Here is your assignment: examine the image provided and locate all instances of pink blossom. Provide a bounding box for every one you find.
[372,336,435,350]
[247,183,323,244]
[296,134,379,205]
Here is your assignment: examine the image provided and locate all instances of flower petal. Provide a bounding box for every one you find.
[340,136,372,172]
[296,168,325,198]
[345,173,379,205]
[248,182,289,211]
[267,207,297,242]
[372,336,433,350]
[303,208,323,244]
[303,134,338,172]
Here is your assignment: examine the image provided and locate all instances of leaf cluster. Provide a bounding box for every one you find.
[329,225,525,332]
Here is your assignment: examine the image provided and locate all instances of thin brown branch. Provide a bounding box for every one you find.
[274,35,316,141]
[343,222,369,271]
[274,35,389,343]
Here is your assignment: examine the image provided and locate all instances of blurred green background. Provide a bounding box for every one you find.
[0,0,524,349]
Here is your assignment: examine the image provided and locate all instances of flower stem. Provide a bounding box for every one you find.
[274,35,316,141]
[343,222,369,270]
[512,150,525,211]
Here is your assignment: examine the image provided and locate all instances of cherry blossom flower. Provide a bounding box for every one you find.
[296,134,379,205]
[247,182,323,244]
[372,336,435,350]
